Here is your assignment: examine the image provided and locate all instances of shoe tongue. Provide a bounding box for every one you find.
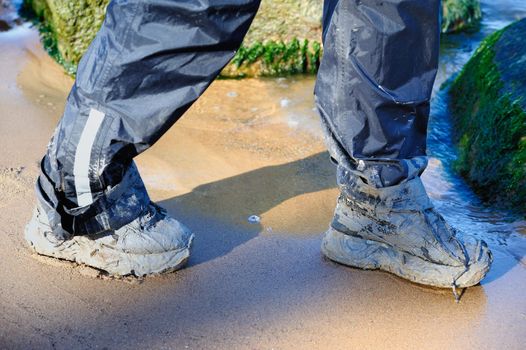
[342,176,434,212]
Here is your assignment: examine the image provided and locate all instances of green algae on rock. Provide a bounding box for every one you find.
[449,18,526,213]
[23,0,481,77]
[222,39,321,78]
[441,0,481,34]
[22,0,107,75]
[221,0,323,77]
[21,0,323,77]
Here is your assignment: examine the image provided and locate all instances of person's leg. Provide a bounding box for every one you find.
[316,0,435,186]
[26,0,261,276]
[316,0,492,291]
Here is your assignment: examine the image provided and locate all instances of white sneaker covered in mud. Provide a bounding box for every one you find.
[322,173,492,289]
[25,203,194,276]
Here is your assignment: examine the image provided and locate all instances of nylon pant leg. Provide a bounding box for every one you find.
[315,0,440,188]
[37,0,261,236]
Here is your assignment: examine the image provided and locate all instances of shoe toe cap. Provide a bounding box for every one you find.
[455,237,493,288]
[114,215,194,255]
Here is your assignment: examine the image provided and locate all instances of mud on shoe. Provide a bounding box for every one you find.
[25,203,194,277]
[321,170,492,289]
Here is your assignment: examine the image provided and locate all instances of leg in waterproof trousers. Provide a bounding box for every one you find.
[316,0,492,293]
[25,0,261,276]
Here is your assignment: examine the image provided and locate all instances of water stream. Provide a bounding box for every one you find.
[426,0,526,268]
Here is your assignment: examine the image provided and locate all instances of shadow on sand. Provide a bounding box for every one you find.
[159,151,336,266]
[6,152,504,349]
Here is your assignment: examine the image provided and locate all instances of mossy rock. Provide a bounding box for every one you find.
[21,0,107,75]
[22,0,480,77]
[441,0,481,34]
[222,0,323,77]
[449,18,526,214]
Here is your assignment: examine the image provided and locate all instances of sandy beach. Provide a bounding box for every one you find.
[0,17,525,350]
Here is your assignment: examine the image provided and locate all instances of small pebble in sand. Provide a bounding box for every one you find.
[248,215,260,224]
[227,91,238,97]
[280,99,290,108]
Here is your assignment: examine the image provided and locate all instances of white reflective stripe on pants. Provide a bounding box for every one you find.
[73,108,105,207]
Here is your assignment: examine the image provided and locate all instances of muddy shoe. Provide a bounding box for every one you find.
[25,203,194,276]
[321,171,492,289]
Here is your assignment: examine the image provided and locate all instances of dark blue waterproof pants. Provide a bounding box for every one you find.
[37,0,441,235]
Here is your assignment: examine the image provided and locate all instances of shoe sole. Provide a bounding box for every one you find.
[321,227,491,288]
[25,213,193,277]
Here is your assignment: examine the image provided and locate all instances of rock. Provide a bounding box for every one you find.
[0,19,10,31]
[441,0,481,34]
[0,0,21,31]
[22,0,107,75]
[449,18,526,213]
[22,0,480,77]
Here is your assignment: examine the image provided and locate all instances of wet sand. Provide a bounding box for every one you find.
[1,23,525,350]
